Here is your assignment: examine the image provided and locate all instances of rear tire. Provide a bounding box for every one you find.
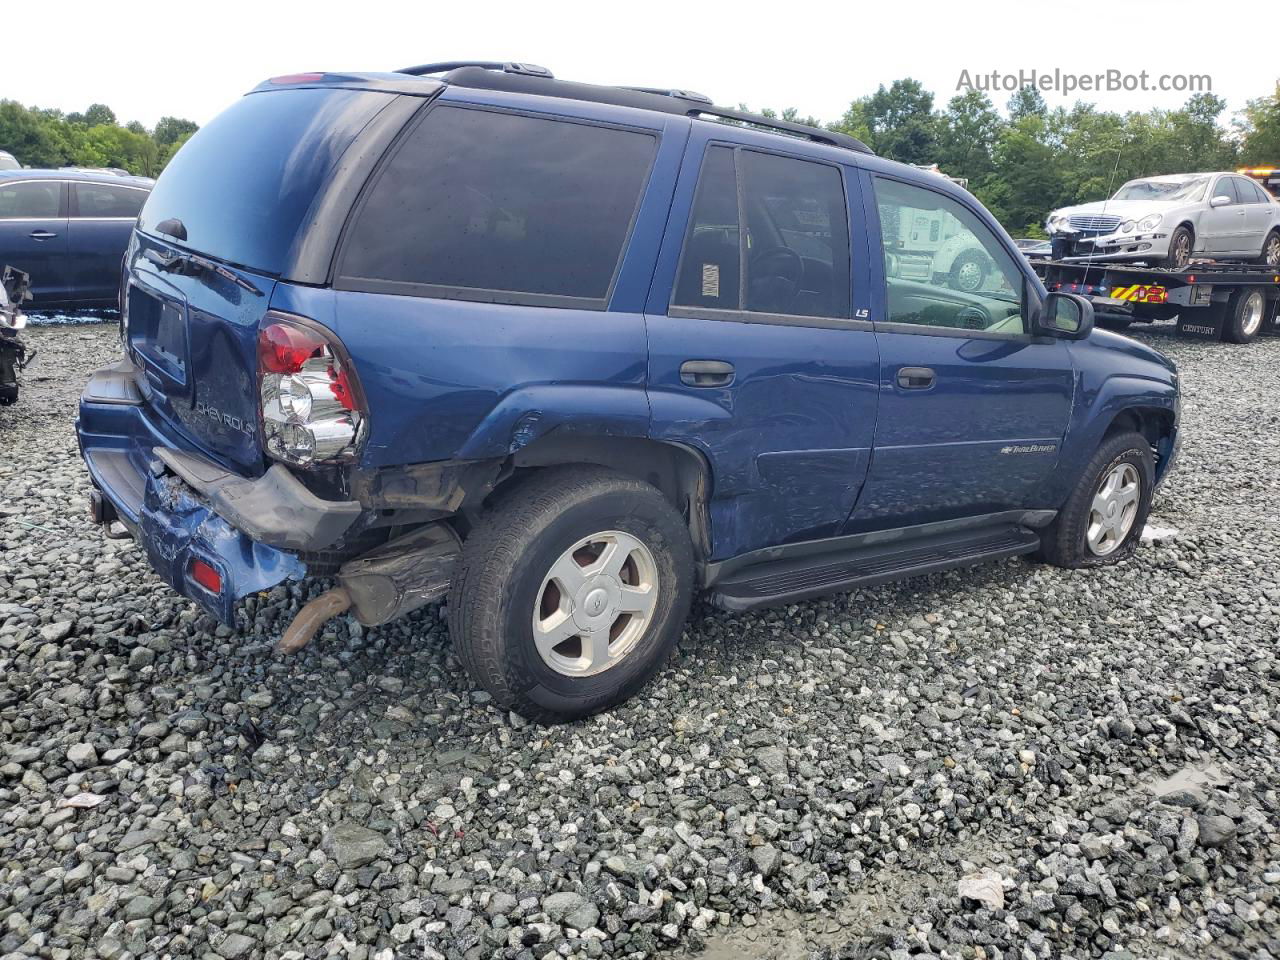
[1036,431,1154,569]
[1222,288,1266,344]
[448,466,694,723]
[1257,229,1280,267]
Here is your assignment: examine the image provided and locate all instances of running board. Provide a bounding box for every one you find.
[707,523,1041,612]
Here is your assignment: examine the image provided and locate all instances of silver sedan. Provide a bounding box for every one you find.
[1045,172,1280,269]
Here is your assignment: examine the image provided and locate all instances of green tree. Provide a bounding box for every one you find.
[936,89,1003,182]
[0,100,196,175]
[982,114,1067,234]
[1008,85,1048,121]
[1238,87,1280,164]
[154,116,198,147]
[834,78,937,164]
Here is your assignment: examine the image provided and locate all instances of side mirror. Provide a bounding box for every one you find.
[1036,291,1094,339]
[1210,194,1233,208]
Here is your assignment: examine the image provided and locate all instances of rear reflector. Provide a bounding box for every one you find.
[189,559,222,594]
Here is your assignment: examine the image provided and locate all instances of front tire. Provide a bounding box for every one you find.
[448,466,694,722]
[1162,225,1193,270]
[949,251,988,293]
[1036,431,1154,568]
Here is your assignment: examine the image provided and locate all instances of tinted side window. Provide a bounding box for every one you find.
[339,106,657,304]
[673,146,740,311]
[741,151,850,318]
[1215,178,1240,203]
[672,147,851,320]
[1243,179,1269,203]
[874,177,1025,334]
[0,181,60,219]
[76,183,147,218]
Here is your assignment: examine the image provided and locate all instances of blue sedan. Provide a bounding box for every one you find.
[0,169,153,307]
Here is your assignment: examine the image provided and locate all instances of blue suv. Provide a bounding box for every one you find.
[77,62,1180,721]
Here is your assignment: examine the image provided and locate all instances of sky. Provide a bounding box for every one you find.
[4,0,1272,131]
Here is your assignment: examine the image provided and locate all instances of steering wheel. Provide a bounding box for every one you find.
[748,246,804,312]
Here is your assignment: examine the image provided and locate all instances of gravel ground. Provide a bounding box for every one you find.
[2,321,1279,960]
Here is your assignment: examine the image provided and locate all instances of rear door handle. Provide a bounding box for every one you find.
[680,359,734,387]
[29,230,58,240]
[897,366,936,389]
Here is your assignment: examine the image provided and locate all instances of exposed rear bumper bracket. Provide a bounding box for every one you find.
[153,447,361,552]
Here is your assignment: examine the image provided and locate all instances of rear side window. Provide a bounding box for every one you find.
[139,88,390,274]
[673,146,740,310]
[673,146,851,320]
[0,181,60,219]
[1239,178,1267,204]
[337,106,657,306]
[75,183,147,218]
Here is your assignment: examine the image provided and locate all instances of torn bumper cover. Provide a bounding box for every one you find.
[139,471,308,624]
[76,360,362,624]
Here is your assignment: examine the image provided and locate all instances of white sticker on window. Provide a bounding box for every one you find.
[701,263,720,299]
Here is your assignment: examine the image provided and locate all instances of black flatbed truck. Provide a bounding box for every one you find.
[1034,259,1280,344]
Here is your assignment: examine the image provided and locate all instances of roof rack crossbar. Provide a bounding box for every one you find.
[397,61,553,79]
[688,105,872,154]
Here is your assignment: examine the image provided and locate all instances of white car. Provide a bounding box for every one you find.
[1046,172,1280,269]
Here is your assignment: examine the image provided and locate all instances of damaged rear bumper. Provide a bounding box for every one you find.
[76,358,462,628]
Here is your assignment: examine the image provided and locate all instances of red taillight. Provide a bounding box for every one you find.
[328,362,358,412]
[257,313,366,467]
[259,322,326,374]
[269,72,326,85]
[189,559,222,594]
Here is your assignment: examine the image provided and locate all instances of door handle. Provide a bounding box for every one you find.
[897,366,936,389]
[29,230,58,240]
[680,359,734,387]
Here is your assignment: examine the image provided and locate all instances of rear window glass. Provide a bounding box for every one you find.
[138,88,388,274]
[337,105,657,305]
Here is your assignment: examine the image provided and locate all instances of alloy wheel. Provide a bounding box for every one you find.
[1171,232,1191,268]
[1242,290,1265,337]
[1086,463,1141,556]
[532,530,659,677]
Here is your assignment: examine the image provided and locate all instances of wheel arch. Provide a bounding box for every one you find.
[501,434,714,562]
[1102,405,1177,482]
[1173,219,1197,251]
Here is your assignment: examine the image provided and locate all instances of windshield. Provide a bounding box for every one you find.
[137,88,389,275]
[1111,177,1208,204]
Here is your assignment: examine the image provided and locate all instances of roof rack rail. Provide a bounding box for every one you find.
[409,62,874,155]
[397,61,553,79]
[619,86,713,105]
[688,105,870,154]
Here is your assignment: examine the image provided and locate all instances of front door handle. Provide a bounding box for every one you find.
[680,359,735,387]
[29,230,58,240]
[897,366,936,389]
